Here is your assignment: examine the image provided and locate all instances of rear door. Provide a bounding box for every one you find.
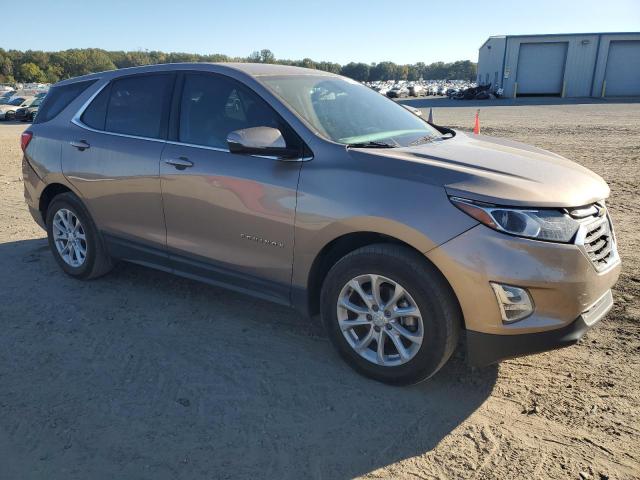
[160,72,303,303]
[62,73,175,257]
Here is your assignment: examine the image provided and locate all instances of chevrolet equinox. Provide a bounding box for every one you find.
[22,64,621,384]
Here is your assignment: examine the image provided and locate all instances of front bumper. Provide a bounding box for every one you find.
[426,224,621,362]
[466,289,613,366]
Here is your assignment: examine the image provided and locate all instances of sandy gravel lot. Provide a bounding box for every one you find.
[0,100,638,480]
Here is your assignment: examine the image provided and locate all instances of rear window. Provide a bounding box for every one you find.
[33,80,96,124]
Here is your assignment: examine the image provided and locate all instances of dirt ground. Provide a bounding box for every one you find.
[0,100,638,480]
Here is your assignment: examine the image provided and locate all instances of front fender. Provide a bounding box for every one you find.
[291,167,477,291]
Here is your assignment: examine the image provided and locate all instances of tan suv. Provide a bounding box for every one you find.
[22,64,621,384]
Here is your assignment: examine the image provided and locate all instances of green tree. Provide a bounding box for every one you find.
[394,64,409,80]
[44,64,64,83]
[407,64,421,81]
[370,61,396,81]
[340,62,370,81]
[249,49,276,63]
[0,56,13,77]
[18,62,46,82]
[0,47,477,85]
[317,61,341,74]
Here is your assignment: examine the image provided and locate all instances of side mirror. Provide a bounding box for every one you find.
[227,127,300,160]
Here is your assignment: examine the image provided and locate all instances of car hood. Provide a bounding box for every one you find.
[375,130,609,208]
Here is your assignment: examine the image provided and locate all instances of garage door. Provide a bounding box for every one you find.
[605,41,640,96]
[516,42,568,95]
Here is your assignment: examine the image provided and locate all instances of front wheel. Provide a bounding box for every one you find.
[321,244,461,385]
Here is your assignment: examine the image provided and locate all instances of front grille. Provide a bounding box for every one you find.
[582,216,615,269]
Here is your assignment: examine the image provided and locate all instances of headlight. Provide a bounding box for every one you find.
[450,197,580,243]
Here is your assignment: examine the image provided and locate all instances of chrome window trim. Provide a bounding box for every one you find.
[71,78,312,161]
[166,140,312,162]
[166,140,229,153]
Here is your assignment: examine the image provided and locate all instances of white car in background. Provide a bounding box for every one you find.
[0,96,34,121]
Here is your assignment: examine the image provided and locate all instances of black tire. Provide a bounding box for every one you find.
[321,244,461,385]
[46,192,113,279]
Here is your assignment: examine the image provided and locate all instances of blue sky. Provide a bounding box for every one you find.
[4,0,639,64]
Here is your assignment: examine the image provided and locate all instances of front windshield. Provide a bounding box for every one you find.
[9,97,25,106]
[260,75,440,146]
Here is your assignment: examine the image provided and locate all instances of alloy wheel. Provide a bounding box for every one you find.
[52,208,87,268]
[336,274,424,367]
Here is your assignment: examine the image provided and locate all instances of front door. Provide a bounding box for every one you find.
[160,72,303,304]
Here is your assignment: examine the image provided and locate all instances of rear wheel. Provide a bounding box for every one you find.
[321,244,461,385]
[46,192,113,279]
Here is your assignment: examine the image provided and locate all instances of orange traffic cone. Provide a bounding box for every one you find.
[473,109,480,134]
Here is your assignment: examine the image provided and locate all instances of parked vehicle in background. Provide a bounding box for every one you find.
[21,63,620,385]
[365,80,476,98]
[408,84,423,96]
[387,85,409,98]
[0,96,33,120]
[15,97,43,122]
[452,84,492,100]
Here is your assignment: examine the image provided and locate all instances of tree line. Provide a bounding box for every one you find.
[0,48,477,84]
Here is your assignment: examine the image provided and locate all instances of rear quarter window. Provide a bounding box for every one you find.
[33,80,97,124]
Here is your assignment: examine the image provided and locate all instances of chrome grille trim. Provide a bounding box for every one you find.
[574,206,619,271]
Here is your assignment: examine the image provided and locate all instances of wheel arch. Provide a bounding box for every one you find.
[300,230,462,322]
[39,183,73,226]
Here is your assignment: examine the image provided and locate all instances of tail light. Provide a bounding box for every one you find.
[21,131,33,152]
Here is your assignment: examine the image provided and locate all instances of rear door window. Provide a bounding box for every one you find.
[81,74,174,139]
[104,74,174,139]
[34,80,96,124]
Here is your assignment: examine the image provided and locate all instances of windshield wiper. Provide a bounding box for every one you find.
[346,141,397,149]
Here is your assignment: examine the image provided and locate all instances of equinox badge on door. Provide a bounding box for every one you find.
[240,233,284,248]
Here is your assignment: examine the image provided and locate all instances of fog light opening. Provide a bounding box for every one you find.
[490,283,534,324]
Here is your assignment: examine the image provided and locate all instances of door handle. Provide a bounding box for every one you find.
[70,140,90,151]
[164,157,194,170]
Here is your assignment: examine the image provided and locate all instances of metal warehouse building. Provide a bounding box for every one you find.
[478,32,640,98]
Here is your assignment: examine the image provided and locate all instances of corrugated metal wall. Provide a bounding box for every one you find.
[477,37,506,88]
[592,33,640,96]
[604,41,640,96]
[502,34,599,97]
[478,33,640,98]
